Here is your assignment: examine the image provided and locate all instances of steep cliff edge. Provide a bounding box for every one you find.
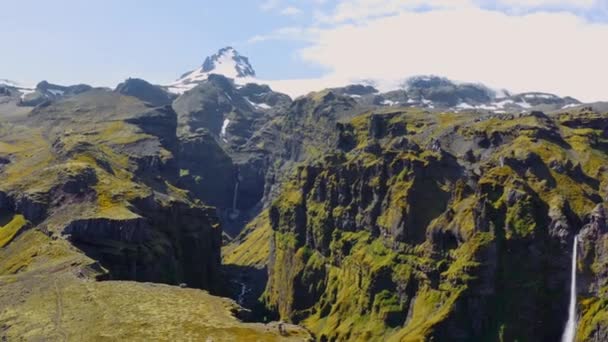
[257,108,608,341]
[0,90,223,290]
[0,90,312,340]
[0,229,310,340]
[578,204,608,340]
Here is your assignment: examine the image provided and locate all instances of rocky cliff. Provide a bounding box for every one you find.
[0,89,313,340]
[254,107,608,341]
[0,90,223,289]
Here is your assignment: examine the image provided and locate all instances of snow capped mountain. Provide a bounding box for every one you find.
[0,79,34,91]
[0,79,36,100]
[339,74,581,113]
[0,79,21,88]
[168,47,256,94]
[0,79,94,106]
[144,47,587,114]
[202,47,255,78]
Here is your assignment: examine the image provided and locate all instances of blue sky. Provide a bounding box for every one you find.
[2,0,608,101]
[1,0,326,85]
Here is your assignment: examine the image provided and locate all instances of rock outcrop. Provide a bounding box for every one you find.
[257,108,608,341]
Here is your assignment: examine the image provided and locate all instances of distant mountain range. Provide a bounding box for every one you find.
[1,47,596,114]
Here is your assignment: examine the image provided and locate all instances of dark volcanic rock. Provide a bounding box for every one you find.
[63,200,222,291]
[20,80,92,106]
[115,78,175,107]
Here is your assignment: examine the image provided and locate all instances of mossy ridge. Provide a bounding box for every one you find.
[298,228,488,342]
[0,231,310,341]
[0,89,312,340]
[302,232,410,341]
[264,163,495,341]
[578,291,608,342]
[223,210,272,267]
[0,213,28,247]
[264,231,303,319]
[0,228,93,276]
[259,108,608,341]
[0,93,196,223]
[0,91,226,291]
[0,128,55,192]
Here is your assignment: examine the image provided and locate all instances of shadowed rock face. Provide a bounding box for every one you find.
[0,90,224,293]
[115,78,175,107]
[20,80,93,106]
[578,204,608,340]
[64,201,222,290]
[254,108,608,341]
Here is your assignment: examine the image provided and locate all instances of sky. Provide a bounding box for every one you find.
[1,0,608,101]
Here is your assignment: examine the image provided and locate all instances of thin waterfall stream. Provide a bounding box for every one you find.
[232,180,239,212]
[561,235,578,342]
[229,168,240,220]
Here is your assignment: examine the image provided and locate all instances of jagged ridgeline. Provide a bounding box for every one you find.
[228,107,608,341]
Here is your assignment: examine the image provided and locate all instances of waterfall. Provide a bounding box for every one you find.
[229,168,240,220]
[562,235,578,342]
[221,118,230,143]
[232,180,239,212]
[237,281,249,306]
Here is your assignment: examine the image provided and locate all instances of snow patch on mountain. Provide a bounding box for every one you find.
[457,102,475,109]
[562,103,580,109]
[382,99,398,106]
[0,79,21,88]
[524,93,557,100]
[245,97,272,110]
[0,79,34,92]
[0,79,37,101]
[165,47,585,115]
[168,47,257,94]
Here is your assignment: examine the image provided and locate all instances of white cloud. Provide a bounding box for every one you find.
[258,5,607,102]
[318,0,475,23]
[281,6,302,15]
[255,7,608,101]
[249,0,608,101]
[496,0,596,9]
[248,26,316,43]
[260,0,281,11]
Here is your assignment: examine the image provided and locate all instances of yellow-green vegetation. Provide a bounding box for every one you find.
[0,92,185,226]
[489,134,602,218]
[302,232,405,341]
[0,229,95,280]
[390,287,464,342]
[0,158,310,342]
[0,277,310,341]
[578,292,608,342]
[577,231,608,341]
[0,231,310,341]
[262,108,608,341]
[265,231,303,319]
[440,232,493,283]
[0,213,27,247]
[223,211,272,267]
[376,169,413,230]
[0,91,282,340]
[0,128,55,192]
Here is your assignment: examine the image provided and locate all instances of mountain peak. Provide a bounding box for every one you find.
[201,47,255,78]
[0,79,27,89]
[168,47,256,94]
